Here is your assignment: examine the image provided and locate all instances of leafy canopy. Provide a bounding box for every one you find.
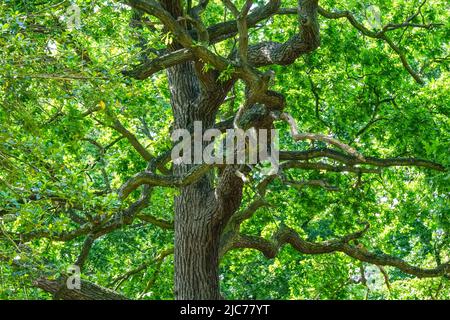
[0,0,449,299]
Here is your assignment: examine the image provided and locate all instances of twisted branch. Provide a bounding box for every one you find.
[229,224,450,278]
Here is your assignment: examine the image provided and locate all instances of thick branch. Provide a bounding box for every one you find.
[279,112,363,159]
[222,0,253,64]
[123,49,193,79]
[229,225,450,278]
[122,0,318,79]
[230,198,270,226]
[118,164,212,199]
[34,278,128,300]
[247,0,320,66]
[105,108,153,161]
[279,148,446,171]
[208,0,281,43]
[213,165,245,226]
[74,234,97,269]
[281,160,381,174]
[137,213,174,229]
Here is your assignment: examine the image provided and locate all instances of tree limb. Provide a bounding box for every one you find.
[118,164,212,199]
[279,148,446,171]
[229,224,450,278]
[34,277,129,300]
[111,247,174,290]
[278,112,363,159]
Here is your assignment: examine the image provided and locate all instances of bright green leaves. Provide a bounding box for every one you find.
[218,64,235,82]
[0,0,449,300]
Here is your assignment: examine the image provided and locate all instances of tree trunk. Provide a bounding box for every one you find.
[174,183,222,299]
[168,62,223,299]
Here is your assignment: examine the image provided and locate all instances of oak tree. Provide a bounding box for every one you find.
[0,0,448,299]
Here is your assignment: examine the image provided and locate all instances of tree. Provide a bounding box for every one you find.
[0,0,448,300]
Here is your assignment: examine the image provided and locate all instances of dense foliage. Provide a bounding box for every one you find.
[0,0,449,299]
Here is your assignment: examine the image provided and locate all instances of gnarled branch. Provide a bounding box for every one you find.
[229,224,450,278]
[279,148,445,171]
[34,277,128,300]
[118,164,212,199]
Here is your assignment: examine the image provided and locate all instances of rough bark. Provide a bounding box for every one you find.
[174,181,222,299]
[34,278,129,300]
[168,61,223,299]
